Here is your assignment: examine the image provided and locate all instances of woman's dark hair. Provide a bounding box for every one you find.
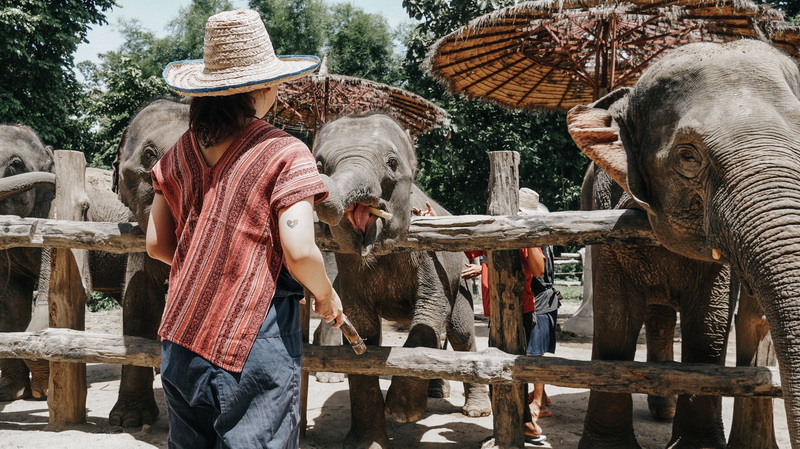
[189,92,255,147]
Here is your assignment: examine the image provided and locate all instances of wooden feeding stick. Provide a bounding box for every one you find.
[340,315,366,354]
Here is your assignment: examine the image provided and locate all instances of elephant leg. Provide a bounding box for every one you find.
[644,304,677,420]
[109,264,165,427]
[344,312,389,449]
[445,292,490,418]
[312,319,346,383]
[579,247,643,449]
[0,277,35,401]
[23,280,51,399]
[0,359,31,401]
[729,282,778,449]
[427,336,450,398]
[668,268,731,449]
[385,322,440,423]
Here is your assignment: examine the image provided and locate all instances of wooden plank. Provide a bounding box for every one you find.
[0,209,656,254]
[486,151,525,449]
[0,329,783,398]
[47,150,88,428]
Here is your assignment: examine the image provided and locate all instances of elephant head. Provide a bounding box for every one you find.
[113,99,189,230]
[0,125,54,218]
[567,39,800,446]
[314,113,417,257]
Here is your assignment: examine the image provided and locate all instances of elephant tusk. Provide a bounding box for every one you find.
[368,207,393,220]
[712,249,722,260]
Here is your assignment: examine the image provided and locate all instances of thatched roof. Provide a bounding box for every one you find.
[426,0,800,111]
[270,60,449,136]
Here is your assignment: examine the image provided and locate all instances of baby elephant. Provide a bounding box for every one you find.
[314,113,490,449]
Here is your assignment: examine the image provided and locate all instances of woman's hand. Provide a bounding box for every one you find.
[461,263,482,279]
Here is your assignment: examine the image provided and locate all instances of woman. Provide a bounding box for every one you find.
[146,9,343,448]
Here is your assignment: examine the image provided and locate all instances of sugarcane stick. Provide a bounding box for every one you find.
[339,315,367,355]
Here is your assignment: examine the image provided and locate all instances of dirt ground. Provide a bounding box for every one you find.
[0,301,790,449]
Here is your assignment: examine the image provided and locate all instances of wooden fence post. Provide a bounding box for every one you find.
[486,151,525,449]
[47,150,89,428]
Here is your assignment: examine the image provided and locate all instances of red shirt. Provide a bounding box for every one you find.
[151,121,327,372]
[465,248,543,317]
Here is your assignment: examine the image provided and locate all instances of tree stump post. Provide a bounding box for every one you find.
[729,277,779,449]
[486,151,525,449]
[47,150,90,428]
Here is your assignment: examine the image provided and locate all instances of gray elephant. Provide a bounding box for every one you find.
[567,39,800,448]
[108,98,188,426]
[0,124,129,401]
[313,113,491,449]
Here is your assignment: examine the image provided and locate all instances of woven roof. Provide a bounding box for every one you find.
[427,0,800,111]
[269,59,449,136]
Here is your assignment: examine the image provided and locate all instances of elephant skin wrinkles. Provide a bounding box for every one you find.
[568,40,800,449]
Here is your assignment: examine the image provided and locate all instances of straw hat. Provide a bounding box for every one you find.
[163,9,320,97]
[519,188,549,214]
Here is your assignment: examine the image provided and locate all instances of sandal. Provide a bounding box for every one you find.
[526,434,547,444]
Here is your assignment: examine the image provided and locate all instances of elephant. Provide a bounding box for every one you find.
[0,124,129,401]
[313,113,491,449]
[108,98,188,426]
[566,39,800,448]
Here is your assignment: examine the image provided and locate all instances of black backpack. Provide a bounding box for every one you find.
[531,246,561,314]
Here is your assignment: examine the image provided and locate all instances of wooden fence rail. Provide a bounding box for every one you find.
[0,328,782,398]
[0,209,657,254]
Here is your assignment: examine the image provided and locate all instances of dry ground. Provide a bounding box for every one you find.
[0,301,790,448]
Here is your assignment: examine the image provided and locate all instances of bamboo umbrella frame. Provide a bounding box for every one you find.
[270,58,450,137]
[427,0,800,111]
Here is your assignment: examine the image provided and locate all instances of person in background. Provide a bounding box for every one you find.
[516,188,560,421]
[146,9,343,448]
[459,188,549,444]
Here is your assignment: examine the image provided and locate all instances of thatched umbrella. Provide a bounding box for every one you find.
[426,0,800,111]
[270,56,449,136]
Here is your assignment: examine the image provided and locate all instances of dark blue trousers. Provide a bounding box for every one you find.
[161,292,302,449]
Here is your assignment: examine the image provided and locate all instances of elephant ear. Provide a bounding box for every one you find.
[567,88,653,214]
[112,127,129,194]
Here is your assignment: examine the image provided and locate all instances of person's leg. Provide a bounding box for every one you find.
[215,294,303,449]
[161,340,219,449]
[530,382,552,418]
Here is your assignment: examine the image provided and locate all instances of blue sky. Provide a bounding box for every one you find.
[74,0,412,64]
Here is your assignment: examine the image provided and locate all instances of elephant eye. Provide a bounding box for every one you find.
[143,146,158,165]
[316,160,325,174]
[8,157,25,175]
[675,145,703,178]
[387,157,398,171]
[679,149,696,162]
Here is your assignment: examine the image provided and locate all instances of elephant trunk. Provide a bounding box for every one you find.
[0,172,55,202]
[714,161,800,447]
[315,174,344,226]
[315,170,382,227]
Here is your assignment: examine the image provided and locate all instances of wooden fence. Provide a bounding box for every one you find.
[0,150,782,448]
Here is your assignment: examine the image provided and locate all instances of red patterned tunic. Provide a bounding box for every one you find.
[151,120,327,372]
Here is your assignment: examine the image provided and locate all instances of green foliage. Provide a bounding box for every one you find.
[249,0,329,55]
[0,0,115,148]
[325,3,402,84]
[403,0,585,214]
[557,284,582,303]
[79,57,174,167]
[87,291,120,312]
[76,0,231,167]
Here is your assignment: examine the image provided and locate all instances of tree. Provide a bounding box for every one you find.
[249,0,329,55]
[77,0,232,167]
[325,3,402,84]
[402,0,586,214]
[0,0,115,147]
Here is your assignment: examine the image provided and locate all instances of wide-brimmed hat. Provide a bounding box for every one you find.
[519,188,549,214]
[163,9,320,97]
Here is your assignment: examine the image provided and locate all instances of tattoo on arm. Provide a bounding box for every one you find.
[287,219,299,228]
